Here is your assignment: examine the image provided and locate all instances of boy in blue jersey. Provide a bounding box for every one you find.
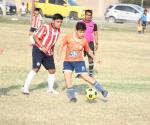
[140,9,148,33]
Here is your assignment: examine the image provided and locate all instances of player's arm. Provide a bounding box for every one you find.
[57,36,67,61]
[88,50,95,61]
[33,26,48,54]
[31,0,35,17]
[33,35,48,54]
[94,24,98,51]
[84,40,95,61]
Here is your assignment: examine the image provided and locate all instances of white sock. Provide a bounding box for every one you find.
[29,36,35,44]
[24,70,36,90]
[48,74,55,90]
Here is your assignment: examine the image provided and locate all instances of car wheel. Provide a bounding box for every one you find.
[69,12,78,20]
[108,16,116,23]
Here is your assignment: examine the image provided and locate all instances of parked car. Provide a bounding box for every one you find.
[0,0,17,15]
[104,3,150,23]
[27,0,89,20]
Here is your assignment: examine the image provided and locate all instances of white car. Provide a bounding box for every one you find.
[104,3,150,23]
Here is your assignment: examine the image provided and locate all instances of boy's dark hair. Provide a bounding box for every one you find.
[52,13,63,20]
[76,22,86,31]
[85,9,93,15]
[34,8,40,12]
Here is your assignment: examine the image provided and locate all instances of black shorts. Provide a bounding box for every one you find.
[142,21,147,26]
[32,46,55,70]
[30,27,37,33]
[84,42,95,57]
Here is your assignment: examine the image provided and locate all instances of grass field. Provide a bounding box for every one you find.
[0,21,150,125]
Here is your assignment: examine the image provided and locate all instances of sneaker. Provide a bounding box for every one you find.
[70,98,77,103]
[21,87,30,95]
[75,74,80,78]
[47,89,59,95]
[102,90,108,97]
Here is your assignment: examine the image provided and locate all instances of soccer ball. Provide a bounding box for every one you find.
[85,88,97,100]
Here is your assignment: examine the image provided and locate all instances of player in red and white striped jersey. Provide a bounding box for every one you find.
[34,23,60,56]
[29,8,43,45]
[22,14,63,95]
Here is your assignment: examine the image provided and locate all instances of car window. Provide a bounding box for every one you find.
[48,0,65,5]
[55,0,65,5]
[39,0,46,3]
[124,6,137,13]
[115,5,126,11]
[68,0,78,6]
[48,0,55,4]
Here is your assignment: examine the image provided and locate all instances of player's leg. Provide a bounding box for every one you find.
[87,42,94,77]
[63,61,77,102]
[43,55,58,94]
[22,46,42,94]
[142,22,146,33]
[80,73,108,97]
[74,61,108,97]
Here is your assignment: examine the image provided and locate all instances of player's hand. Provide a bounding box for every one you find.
[41,46,48,54]
[95,60,101,64]
[93,57,101,64]
[94,44,98,51]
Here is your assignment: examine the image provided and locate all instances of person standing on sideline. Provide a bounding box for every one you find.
[140,9,148,33]
[20,2,27,16]
[22,14,63,95]
[81,10,99,77]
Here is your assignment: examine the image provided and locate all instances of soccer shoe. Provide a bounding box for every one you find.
[21,87,30,95]
[102,90,108,97]
[47,89,59,95]
[75,74,81,78]
[70,98,77,103]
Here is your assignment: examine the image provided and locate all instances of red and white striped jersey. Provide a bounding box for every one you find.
[34,24,60,56]
[31,14,42,29]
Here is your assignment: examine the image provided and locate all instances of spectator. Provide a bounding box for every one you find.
[20,2,26,16]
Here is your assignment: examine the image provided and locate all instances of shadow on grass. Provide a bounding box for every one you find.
[74,84,89,95]
[0,85,21,96]
[30,79,65,92]
[0,79,65,96]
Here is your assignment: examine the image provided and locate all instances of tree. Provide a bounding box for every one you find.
[119,0,150,7]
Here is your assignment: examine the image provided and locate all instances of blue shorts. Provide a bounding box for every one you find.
[63,61,87,74]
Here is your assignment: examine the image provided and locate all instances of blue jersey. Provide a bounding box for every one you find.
[140,13,148,22]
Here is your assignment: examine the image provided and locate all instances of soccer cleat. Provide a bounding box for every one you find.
[102,90,108,97]
[75,74,81,78]
[21,87,30,95]
[47,89,59,95]
[70,98,77,103]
